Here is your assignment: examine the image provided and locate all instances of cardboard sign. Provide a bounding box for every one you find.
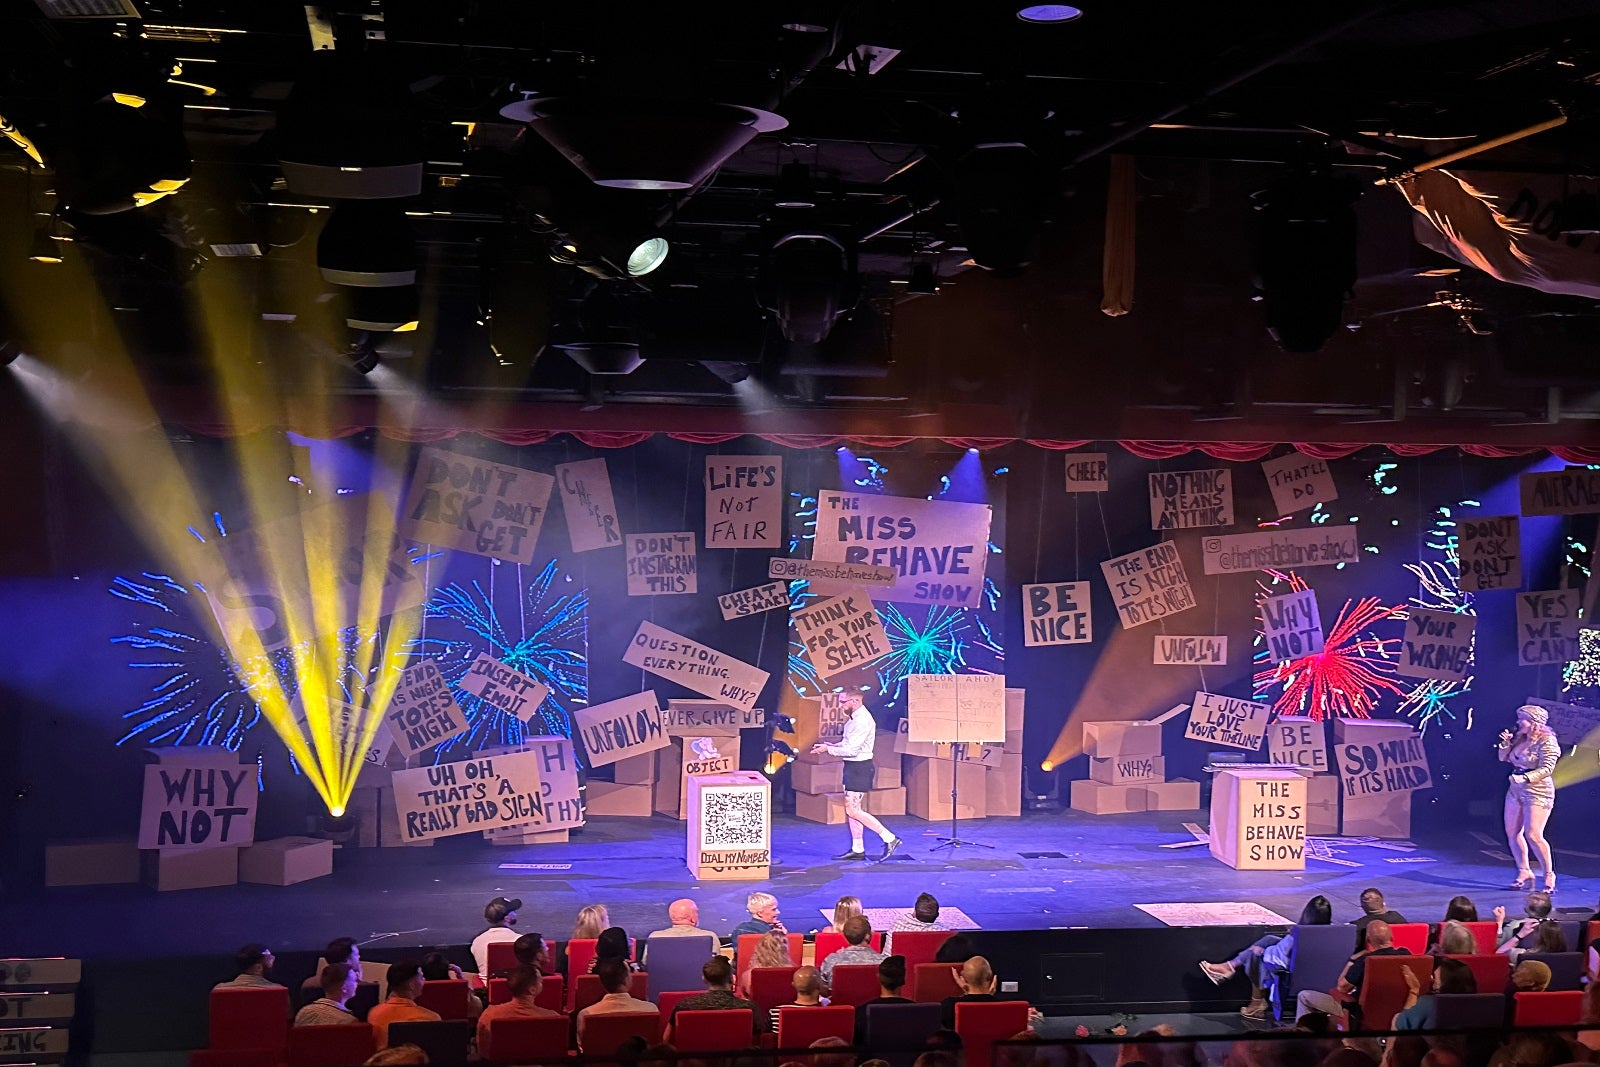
[456,653,550,724]
[1515,590,1581,666]
[718,581,790,620]
[623,621,769,712]
[1261,454,1337,516]
[894,717,1004,764]
[905,673,1006,744]
[1100,541,1196,629]
[683,735,735,778]
[1200,525,1360,575]
[385,660,469,756]
[1522,695,1600,748]
[1064,453,1109,492]
[768,557,897,590]
[574,692,668,767]
[1457,515,1521,592]
[1268,716,1329,774]
[390,750,545,842]
[1520,467,1600,516]
[555,458,622,552]
[1399,608,1475,681]
[401,448,553,564]
[1022,581,1093,647]
[1148,469,1233,530]
[663,700,766,736]
[482,736,584,834]
[811,693,851,744]
[313,699,398,773]
[139,759,257,850]
[626,532,698,596]
[1261,589,1325,661]
[812,492,993,606]
[705,456,783,548]
[1154,635,1227,666]
[196,493,428,661]
[1336,725,1431,796]
[793,590,891,680]
[1185,691,1270,751]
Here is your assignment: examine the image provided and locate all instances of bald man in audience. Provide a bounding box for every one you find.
[643,898,719,965]
[1296,919,1411,1026]
[770,965,828,1031]
[940,956,1001,1029]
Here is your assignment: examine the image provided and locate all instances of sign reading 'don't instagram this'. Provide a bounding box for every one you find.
[401,447,553,564]
[626,532,698,596]
[811,492,993,606]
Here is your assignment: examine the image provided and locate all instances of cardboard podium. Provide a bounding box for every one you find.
[1209,767,1306,871]
[687,771,771,881]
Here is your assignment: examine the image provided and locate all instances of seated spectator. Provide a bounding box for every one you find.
[886,893,948,954]
[940,955,1001,1029]
[300,937,359,1003]
[511,932,553,975]
[830,896,864,933]
[934,934,978,965]
[295,963,361,1026]
[854,955,912,1042]
[1493,891,1552,954]
[1488,1033,1570,1067]
[420,952,479,1020]
[1202,896,1333,1019]
[1577,981,1600,1054]
[470,896,522,983]
[1395,957,1476,1030]
[644,899,719,965]
[368,962,440,1048]
[1295,920,1410,1026]
[574,904,611,940]
[1443,896,1479,923]
[594,926,639,972]
[1381,1036,1428,1067]
[665,955,764,1042]
[1419,1050,1462,1067]
[1511,959,1552,992]
[809,1035,855,1067]
[577,957,658,1051]
[477,964,561,1057]
[364,1048,428,1066]
[216,944,280,989]
[769,966,827,1032]
[1529,920,1567,953]
[1429,920,1478,958]
[1351,889,1406,951]
[738,929,794,998]
[731,891,785,939]
[821,915,885,986]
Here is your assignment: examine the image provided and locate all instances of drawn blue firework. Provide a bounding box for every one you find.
[408,558,589,761]
[1397,503,1478,733]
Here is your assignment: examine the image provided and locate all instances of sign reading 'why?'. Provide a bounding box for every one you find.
[402,448,554,564]
[623,621,770,713]
[1100,541,1196,628]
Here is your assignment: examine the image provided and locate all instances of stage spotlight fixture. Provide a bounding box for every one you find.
[773,162,817,210]
[553,284,647,375]
[317,202,417,288]
[344,332,381,375]
[1253,170,1360,353]
[758,231,858,343]
[1039,759,1054,772]
[0,340,21,368]
[51,89,191,215]
[343,285,420,333]
[701,360,751,385]
[278,52,424,199]
[951,142,1051,275]
[1017,4,1083,22]
[626,236,670,276]
[27,228,63,264]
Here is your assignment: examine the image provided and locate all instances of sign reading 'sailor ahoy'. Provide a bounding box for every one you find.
[811,492,992,606]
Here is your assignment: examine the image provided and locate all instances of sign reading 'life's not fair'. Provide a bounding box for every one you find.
[401,448,553,564]
[1100,541,1196,628]
[811,492,992,606]
[704,456,783,548]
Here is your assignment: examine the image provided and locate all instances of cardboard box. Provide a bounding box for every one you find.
[872,731,902,789]
[904,756,987,821]
[586,781,653,817]
[490,829,570,846]
[1082,721,1162,759]
[792,760,843,795]
[1005,687,1025,732]
[1209,767,1305,871]
[655,735,739,819]
[1089,754,1165,785]
[143,846,239,891]
[46,838,141,887]
[1004,730,1024,755]
[985,751,1023,817]
[867,785,907,817]
[1341,788,1411,839]
[1069,779,1147,815]
[1141,778,1201,811]
[1306,774,1339,836]
[796,791,846,824]
[613,751,658,786]
[688,771,770,880]
[239,836,333,886]
[347,785,381,848]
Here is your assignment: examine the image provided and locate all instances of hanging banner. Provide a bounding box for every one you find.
[554,458,622,552]
[1064,453,1109,492]
[905,673,1006,744]
[390,750,545,842]
[705,456,783,549]
[811,491,993,606]
[1021,581,1093,647]
[623,621,770,713]
[626,532,698,596]
[1261,589,1325,661]
[718,581,791,620]
[1153,635,1227,666]
[1261,453,1338,516]
[384,660,469,757]
[793,590,891,681]
[809,692,850,745]
[1148,469,1233,530]
[1515,589,1581,666]
[1398,608,1476,682]
[575,692,669,768]
[1100,541,1196,629]
[1185,691,1270,751]
[138,754,258,850]
[1200,525,1360,574]
[1520,468,1600,516]
[1457,515,1521,592]
[457,653,551,724]
[400,448,553,564]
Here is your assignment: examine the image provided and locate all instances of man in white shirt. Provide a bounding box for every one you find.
[470,896,523,983]
[809,690,903,863]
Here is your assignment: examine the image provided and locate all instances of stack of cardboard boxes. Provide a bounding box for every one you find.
[791,727,905,824]
[1267,716,1339,835]
[1070,720,1200,815]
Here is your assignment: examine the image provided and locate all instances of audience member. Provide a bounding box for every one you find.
[594,926,639,972]
[1443,895,1479,923]
[574,904,611,940]
[1351,889,1406,950]
[1429,920,1478,958]
[1296,920,1410,1026]
[1577,981,1600,1054]
[299,937,359,1003]
[1529,920,1567,953]
[216,944,280,989]
[739,929,794,998]
[1493,891,1552,954]
[1510,959,1551,992]
[769,965,828,1032]
[731,891,785,939]
[914,1051,961,1067]
[419,952,478,1021]
[644,899,719,965]
[469,896,521,983]
[1395,957,1475,1030]
[1490,1033,1569,1067]
[1419,1050,1462,1067]
[831,896,864,932]
[665,955,764,1041]
[367,962,440,1048]
[1381,1036,1428,1067]
[1202,895,1333,1018]
[294,963,361,1026]
[821,915,885,986]
[511,932,552,975]
[808,1035,855,1067]
[477,964,560,1057]
[577,957,658,1051]
[886,893,948,954]
[854,955,912,1042]
[365,1048,428,1066]
[940,955,1001,1029]
[934,934,978,964]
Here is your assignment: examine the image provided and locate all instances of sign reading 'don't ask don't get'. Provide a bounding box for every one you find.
[401,447,554,564]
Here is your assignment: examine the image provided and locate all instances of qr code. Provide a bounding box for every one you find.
[702,788,766,848]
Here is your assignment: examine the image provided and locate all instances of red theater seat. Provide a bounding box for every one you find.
[827,965,881,1007]
[736,932,804,974]
[190,1051,279,1067]
[1458,922,1499,954]
[889,931,955,971]
[485,1015,570,1062]
[415,978,473,1020]
[573,971,649,1013]
[1387,923,1430,955]
[1446,954,1510,995]
[1358,956,1434,1032]
[750,966,801,1015]
[580,1010,662,1054]
[955,1000,1032,1067]
[209,986,290,1053]
[1512,990,1584,1026]
[674,1008,759,1051]
[814,930,883,971]
[658,990,699,1019]
[491,973,565,1010]
[285,1023,376,1067]
[912,963,962,1003]
[776,1004,854,1048]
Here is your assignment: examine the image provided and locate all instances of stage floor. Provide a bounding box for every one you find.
[12,808,1598,960]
